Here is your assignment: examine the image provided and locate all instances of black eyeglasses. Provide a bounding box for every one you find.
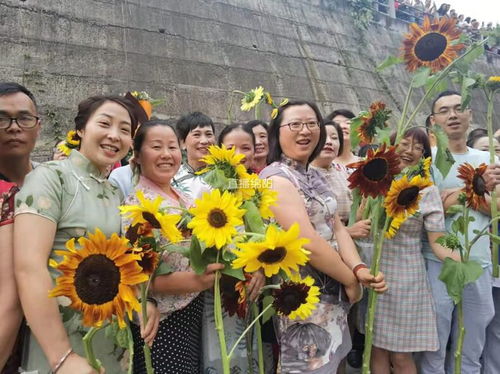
[280,121,320,132]
[0,115,40,130]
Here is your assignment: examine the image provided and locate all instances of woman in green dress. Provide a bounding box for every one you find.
[14,96,157,374]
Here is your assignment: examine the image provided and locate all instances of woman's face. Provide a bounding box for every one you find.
[279,104,321,164]
[77,101,133,172]
[136,126,182,187]
[473,136,500,156]
[222,129,255,169]
[395,136,425,168]
[332,114,351,141]
[315,125,340,166]
[183,125,215,169]
[252,125,269,160]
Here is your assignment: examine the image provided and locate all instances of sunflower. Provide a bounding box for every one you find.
[232,223,310,277]
[271,108,279,120]
[136,248,160,276]
[272,273,320,320]
[198,145,246,175]
[252,180,278,219]
[220,274,250,318]
[384,174,433,238]
[65,130,80,146]
[187,189,245,249]
[241,86,264,111]
[457,162,489,210]
[401,16,464,73]
[347,144,401,198]
[486,76,500,92]
[49,229,147,328]
[358,101,391,144]
[57,142,72,156]
[264,92,274,105]
[125,222,154,245]
[233,169,257,201]
[119,190,182,243]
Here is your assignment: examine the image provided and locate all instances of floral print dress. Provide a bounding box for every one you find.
[260,157,351,374]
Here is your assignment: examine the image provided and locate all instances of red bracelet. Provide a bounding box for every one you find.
[352,263,368,277]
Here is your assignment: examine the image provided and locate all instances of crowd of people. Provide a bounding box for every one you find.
[1,80,500,374]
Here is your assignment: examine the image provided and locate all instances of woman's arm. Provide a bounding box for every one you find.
[14,214,98,374]
[0,223,23,369]
[427,231,462,261]
[268,177,360,301]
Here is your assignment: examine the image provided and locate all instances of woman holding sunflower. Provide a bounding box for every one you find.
[122,120,224,373]
[260,101,386,373]
[370,128,460,374]
[13,96,157,373]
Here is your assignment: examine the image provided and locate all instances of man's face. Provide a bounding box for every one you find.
[0,92,40,159]
[431,94,471,141]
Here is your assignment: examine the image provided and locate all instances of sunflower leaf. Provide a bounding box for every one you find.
[425,75,449,97]
[349,116,364,150]
[412,67,432,88]
[261,295,276,324]
[163,243,190,257]
[376,55,404,72]
[488,232,500,245]
[189,236,206,275]
[446,204,463,215]
[204,168,229,190]
[432,126,455,179]
[376,126,392,147]
[348,188,362,226]
[461,76,478,109]
[438,258,483,304]
[451,216,465,235]
[155,261,174,276]
[221,266,246,281]
[242,200,265,234]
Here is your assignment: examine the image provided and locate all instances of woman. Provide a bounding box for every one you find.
[260,101,386,373]
[467,132,500,158]
[371,128,460,374]
[123,120,223,373]
[218,123,255,171]
[14,96,157,373]
[310,120,371,239]
[243,120,269,173]
[327,109,360,168]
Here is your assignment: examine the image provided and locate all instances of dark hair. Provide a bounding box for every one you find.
[133,119,179,155]
[390,127,432,159]
[324,120,344,156]
[326,109,355,122]
[243,120,268,133]
[218,123,256,148]
[267,100,326,165]
[465,16,471,23]
[0,82,38,110]
[431,90,461,113]
[466,128,488,148]
[175,112,214,142]
[74,96,139,139]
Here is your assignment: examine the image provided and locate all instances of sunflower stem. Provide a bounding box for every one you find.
[252,302,265,374]
[140,283,154,374]
[395,84,414,143]
[486,91,499,277]
[454,299,465,374]
[362,206,390,374]
[82,327,103,371]
[255,102,261,120]
[228,304,273,359]
[214,249,231,374]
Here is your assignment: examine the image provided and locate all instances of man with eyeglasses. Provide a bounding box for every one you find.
[0,82,40,373]
[420,90,500,373]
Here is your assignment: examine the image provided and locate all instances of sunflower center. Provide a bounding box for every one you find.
[472,174,487,196]
[142,212,161,229]
[208,208,228,228]
[274,282,309,315]
[74,254,120,305]
[363,158,388,181]
[414,32,448,62]
[397,186,420,206]
[257,247,287,264]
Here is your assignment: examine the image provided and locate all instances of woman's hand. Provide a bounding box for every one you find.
[345,282,363,304]
[246,270,265,301]
[196,263,225,291]
[138,301,160,347]
[346,219,371,239]
[356,268,388,293]
[58,353,105,374]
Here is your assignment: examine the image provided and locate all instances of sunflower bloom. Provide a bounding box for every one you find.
[486,76,500,92]
[253,180,278,219]
[119,190,182,243]
[49,229,147,328]
[347,144,401,198]
[272,273,320,320]
[136,248,160,276]
[187,189,245,249]
[232,223,310,277]
[198,144,246,175]
[264,92,274,105]
[220,274,251,318]
[358,101,392,144]
[57,142,72,156]
[384,174,433,238]
[401,16,464,73]
[241,86,264,111]
[457,162,489,210]
[233,169,257,201]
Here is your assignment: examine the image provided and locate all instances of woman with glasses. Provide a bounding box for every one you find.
[370,128,460,374]
[260,101,386,373]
